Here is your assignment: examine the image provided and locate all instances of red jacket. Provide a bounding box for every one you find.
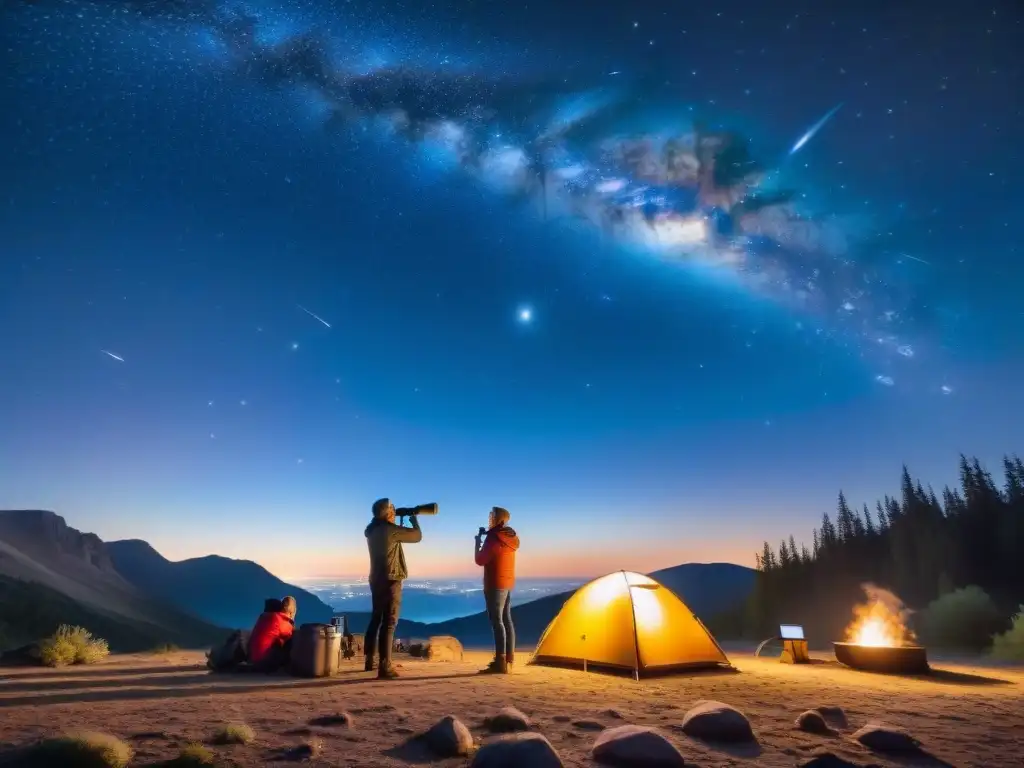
[248,610,294,664]
[475,525,520,591]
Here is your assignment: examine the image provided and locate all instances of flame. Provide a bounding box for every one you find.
[852,617,897,647]
[844,584,915,648]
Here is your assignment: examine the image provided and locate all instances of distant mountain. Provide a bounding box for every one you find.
[421,563,755,647]
[107,539,339,630]
[0,510,225,651]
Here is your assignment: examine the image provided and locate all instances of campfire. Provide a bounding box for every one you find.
[833,584,930,674]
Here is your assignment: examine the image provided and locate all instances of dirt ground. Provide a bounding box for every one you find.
[1,649,1021,767]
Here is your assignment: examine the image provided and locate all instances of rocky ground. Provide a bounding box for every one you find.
[0,649,1021,766]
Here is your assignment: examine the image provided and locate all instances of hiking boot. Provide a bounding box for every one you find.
[377,664,400,680]
[364,657,376,672]
[481,657,508,674]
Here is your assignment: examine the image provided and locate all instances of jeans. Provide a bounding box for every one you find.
[365,579,403,667]
[485,588,515,661]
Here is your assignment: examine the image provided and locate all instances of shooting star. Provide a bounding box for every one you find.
[298,304,331,328]
[898,252,932,266]
[789,102,844,155]
[101,350,124,362]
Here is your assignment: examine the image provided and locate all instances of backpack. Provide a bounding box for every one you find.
[206,629,250,672]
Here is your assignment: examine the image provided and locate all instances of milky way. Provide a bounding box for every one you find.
[20,0,936,386]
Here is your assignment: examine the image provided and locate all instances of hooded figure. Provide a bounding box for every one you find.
[474,506,521,674]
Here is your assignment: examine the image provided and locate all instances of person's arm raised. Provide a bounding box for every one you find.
[394,514,423,544]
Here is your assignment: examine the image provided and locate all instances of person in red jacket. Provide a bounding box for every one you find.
[474,506,520,674]
[248,595,296,672]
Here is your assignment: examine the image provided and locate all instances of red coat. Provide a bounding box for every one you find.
[248,610,294,664]
[475,525,520,591]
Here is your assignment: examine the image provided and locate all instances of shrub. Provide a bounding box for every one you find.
[918,585,1002,652]
[36,731,133,768]
[169,742,217,766]
[212,722,255,745]
[38,625,110,667]
[150,642,180,655]
[991,606,1024,661]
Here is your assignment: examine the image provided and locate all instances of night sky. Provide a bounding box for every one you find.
[1,0,1022,580]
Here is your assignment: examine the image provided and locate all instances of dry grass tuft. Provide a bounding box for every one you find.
[168,742,217,766]
[38,625,110,667]
[150,642,181,655]
[212,722,255,745]
[36,731,133,768]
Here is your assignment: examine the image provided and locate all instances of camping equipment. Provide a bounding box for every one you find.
[290,623,341,677]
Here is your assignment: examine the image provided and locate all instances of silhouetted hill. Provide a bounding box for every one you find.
[107,539,338,629]
[422,563,755,647]
[0,510,225,650]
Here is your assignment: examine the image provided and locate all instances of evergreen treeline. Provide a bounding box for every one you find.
[741,455,1024,646]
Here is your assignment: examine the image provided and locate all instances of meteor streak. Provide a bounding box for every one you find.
[298,305,331,328]
[789,102,844,155]
[101,349,124,362]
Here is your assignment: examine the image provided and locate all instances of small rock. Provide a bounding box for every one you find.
[796,710,834,736]
[470,733,562,768]
[308,713,353,728]
[425,635,464,662]
[283,739,322,761]
[423,716,474,757]
[485,707,532,733]
[814,706,849,728]
[572,720,605,732]
[603,709,626,720]
[681,700,756,743]
[852,723,921,754]
[592,725,686,767]
[799,753,863,768]
[552,715,572,723]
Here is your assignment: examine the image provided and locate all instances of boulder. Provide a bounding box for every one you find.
[592,725,686,767]
[423,716,473,757]
[425,635,464,662]
[485,707,531,733]
[796,710,834,735]
[852,723,921,754]
[470,733,562,768]
[680,700,756,744]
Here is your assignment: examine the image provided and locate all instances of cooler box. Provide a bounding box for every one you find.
[290,623,341,678]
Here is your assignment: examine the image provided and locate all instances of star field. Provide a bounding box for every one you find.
[0,0,1022,578]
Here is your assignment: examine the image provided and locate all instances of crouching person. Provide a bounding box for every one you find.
[249,595,297,673]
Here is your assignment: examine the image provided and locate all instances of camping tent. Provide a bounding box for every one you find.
[531,570,731,676]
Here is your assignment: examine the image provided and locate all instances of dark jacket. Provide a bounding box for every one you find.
[365,517,422,584]
[475,525,521,591]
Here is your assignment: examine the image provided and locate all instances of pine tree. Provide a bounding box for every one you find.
[820,513,838,549]
[836,491,856,542]
[862,503,875,536]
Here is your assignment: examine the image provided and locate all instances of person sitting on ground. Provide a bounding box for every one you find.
[474,506,520,674]
[249,595,297,673]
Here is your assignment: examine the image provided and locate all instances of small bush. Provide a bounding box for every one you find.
[39,625,110,667]
[150,642,180,655]
[991,606,1024,661]
[212,722,255,745]
[169,742,217,766]
[36,731,133,768]
[918,585,1003,652]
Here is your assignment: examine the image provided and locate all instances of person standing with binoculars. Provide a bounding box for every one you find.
[475,506,521,674]
[364,498,436,679]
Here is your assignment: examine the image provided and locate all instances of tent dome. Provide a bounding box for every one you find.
[531,570,730,676]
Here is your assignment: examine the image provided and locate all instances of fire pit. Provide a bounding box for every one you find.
[835,596,930,675]
[833,641,929,675]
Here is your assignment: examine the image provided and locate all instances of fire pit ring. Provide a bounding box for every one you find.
[833,641,929,675]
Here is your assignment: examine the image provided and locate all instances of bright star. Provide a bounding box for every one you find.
[517,306,533,323]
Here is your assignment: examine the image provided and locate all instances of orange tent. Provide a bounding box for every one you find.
[531,570,731,677]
